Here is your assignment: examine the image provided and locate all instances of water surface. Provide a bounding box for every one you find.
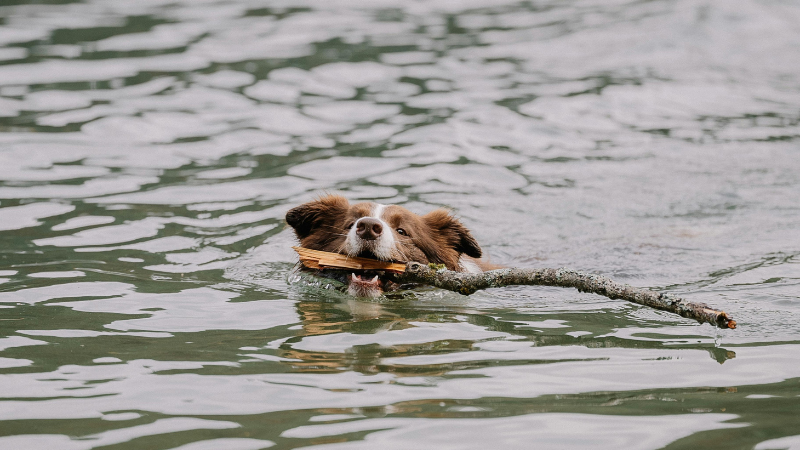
[1,0,799,449]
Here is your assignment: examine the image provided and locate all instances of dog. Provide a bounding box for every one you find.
[286,194,492,298]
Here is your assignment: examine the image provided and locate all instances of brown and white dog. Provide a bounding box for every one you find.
[286,194,491,298]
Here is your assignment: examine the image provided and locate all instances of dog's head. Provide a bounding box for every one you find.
[286,194,481,297]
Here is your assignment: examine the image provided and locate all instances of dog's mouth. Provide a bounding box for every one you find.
[342,251,400,297]
[347,271,385,298]
[294,248,407,298]
[354,249,380,260]
[310,268,401,298]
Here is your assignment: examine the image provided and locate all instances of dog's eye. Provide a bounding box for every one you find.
[396,228,408,236]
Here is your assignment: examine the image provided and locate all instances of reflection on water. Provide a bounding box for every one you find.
[1,0,799,448]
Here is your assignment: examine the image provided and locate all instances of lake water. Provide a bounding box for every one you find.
[1,0,799,449]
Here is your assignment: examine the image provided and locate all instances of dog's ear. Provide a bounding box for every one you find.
[423,209,482,258]
[286,195,350,239]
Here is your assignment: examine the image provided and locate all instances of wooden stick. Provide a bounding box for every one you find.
[400,263,736,329]
[293,247,407,273]
[291,247,737,329]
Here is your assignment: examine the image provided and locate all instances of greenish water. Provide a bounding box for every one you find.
[1,0,799,449]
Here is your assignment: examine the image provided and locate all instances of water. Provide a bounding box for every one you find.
[0,0,799,448]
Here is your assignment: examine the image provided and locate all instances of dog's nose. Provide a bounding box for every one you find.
[356,218,383,240]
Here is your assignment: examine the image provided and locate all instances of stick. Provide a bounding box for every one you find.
[400,262,736,329]
[293,247,407,273]
[291,247,736,330]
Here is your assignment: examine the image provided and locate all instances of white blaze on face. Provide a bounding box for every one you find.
[345,203,397,260]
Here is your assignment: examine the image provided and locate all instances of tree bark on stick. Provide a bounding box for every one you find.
[398,263,737,330]
[290,247,736,330]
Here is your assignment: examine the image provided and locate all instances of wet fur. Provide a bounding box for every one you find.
[286,195,482,271]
